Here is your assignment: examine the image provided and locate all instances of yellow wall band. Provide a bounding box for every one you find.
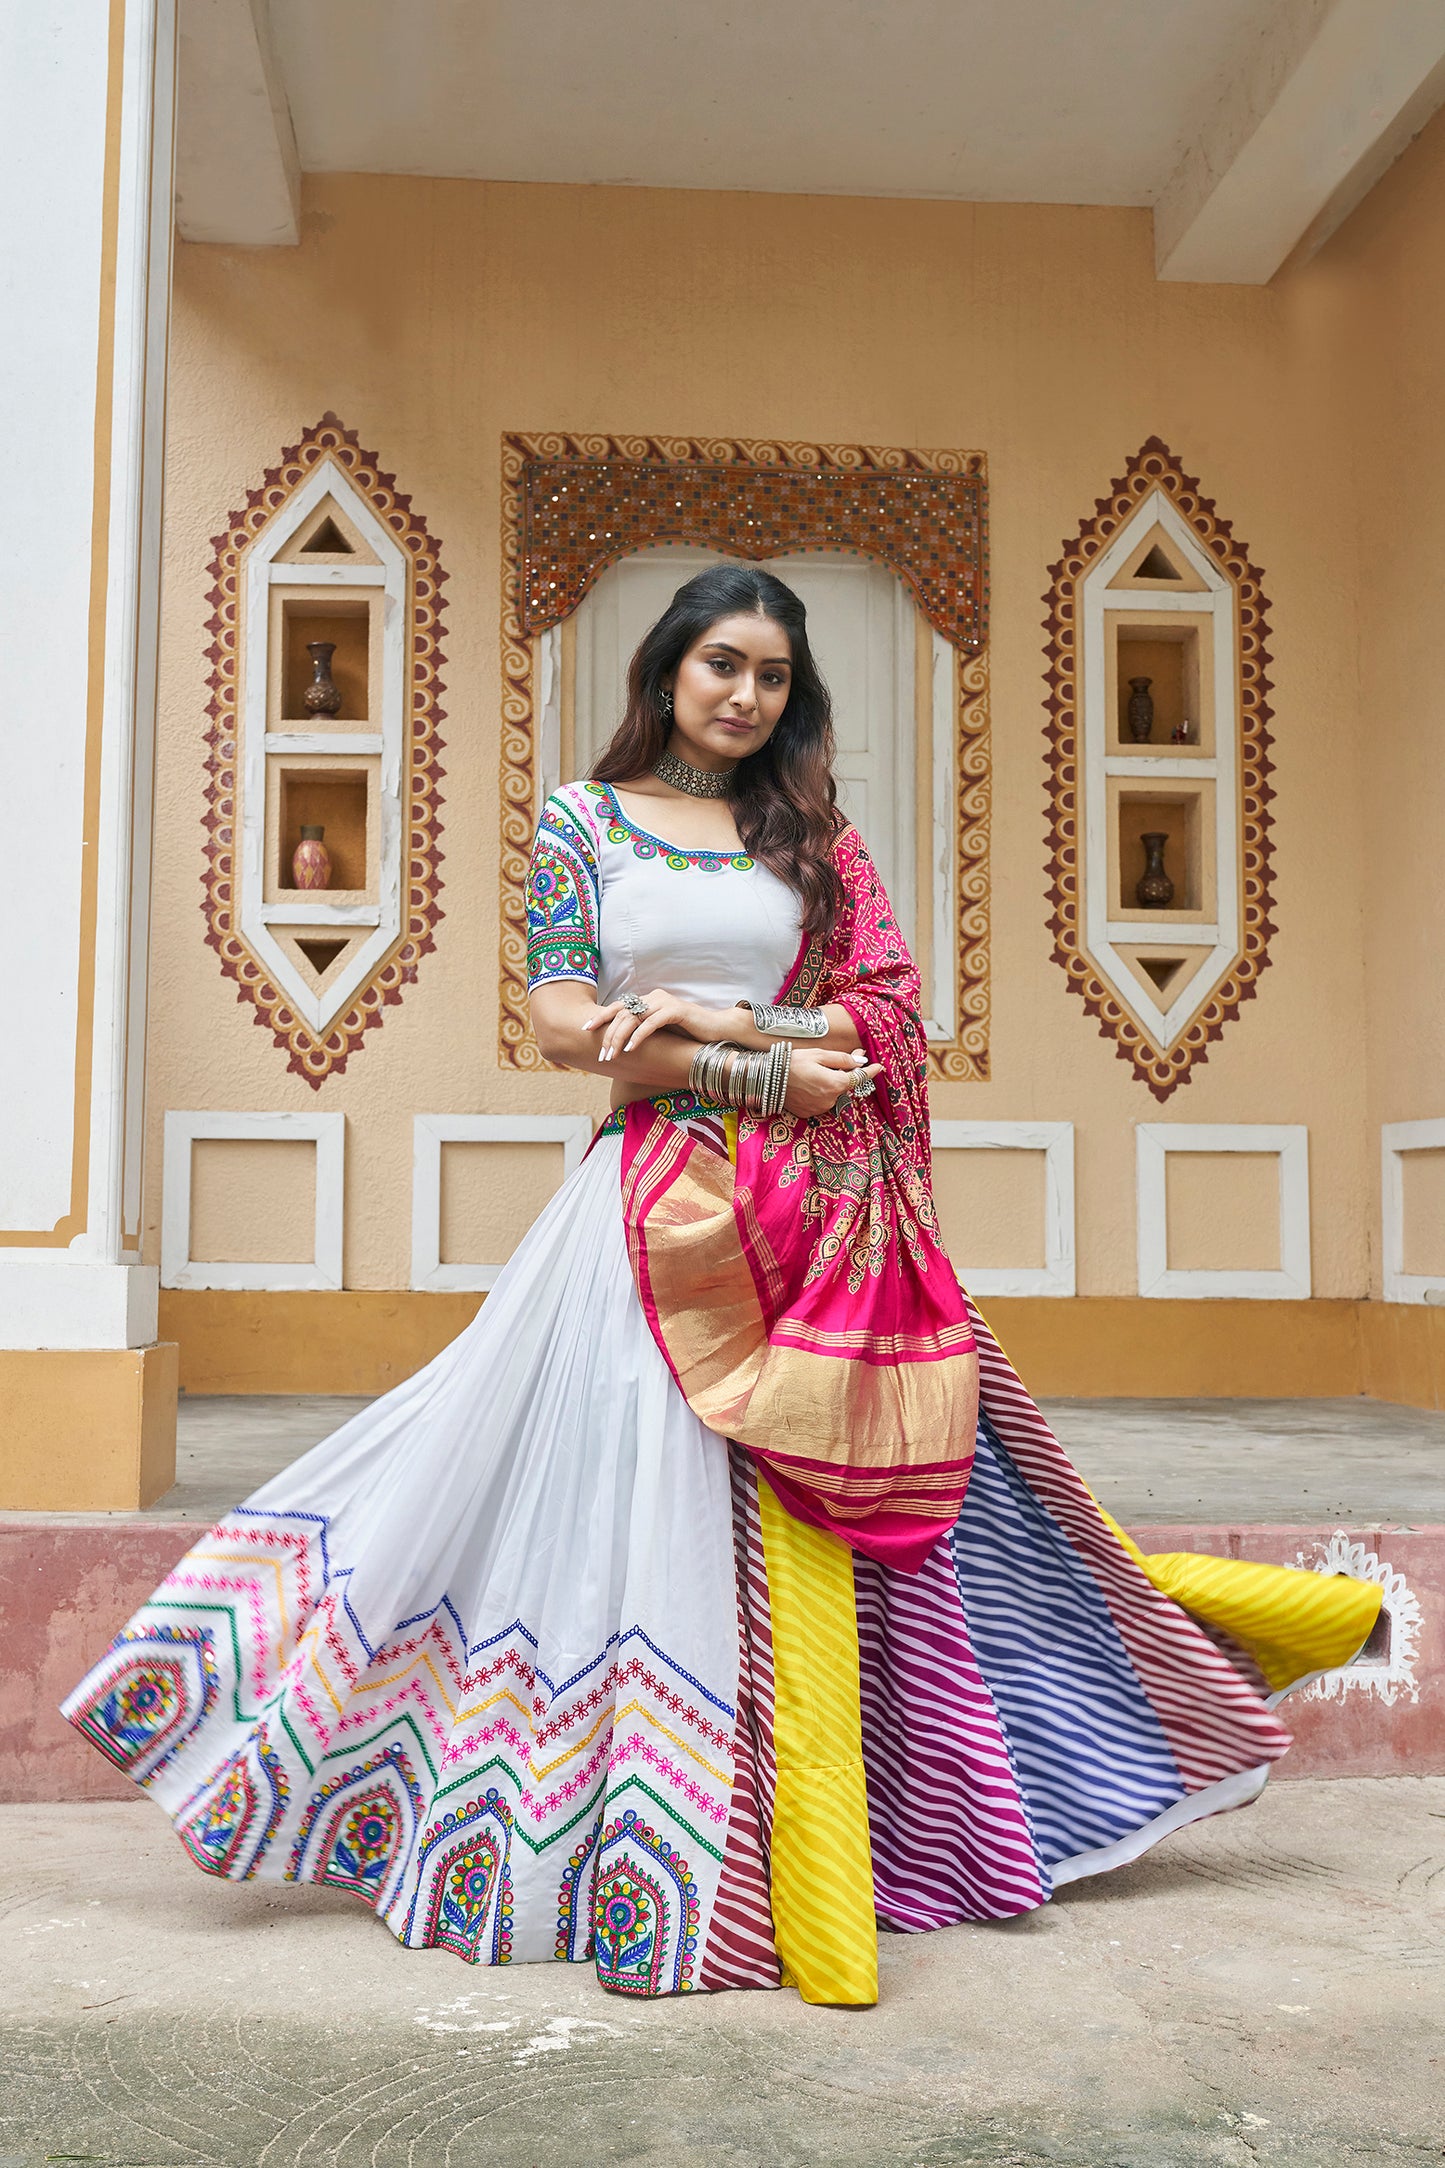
[152,1291,1445,1410]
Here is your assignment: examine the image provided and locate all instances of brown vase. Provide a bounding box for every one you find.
[1126,676,1155,743]
[303,640,342,717]
[1135,831,1175,910]
[292,825,331,891]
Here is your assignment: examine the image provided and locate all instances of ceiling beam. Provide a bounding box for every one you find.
[175,0,300,245]
[1154,0,1445,284]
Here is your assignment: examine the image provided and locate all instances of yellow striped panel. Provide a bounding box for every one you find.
[1099,1508,1382,1694]
[757,1473,878,2007]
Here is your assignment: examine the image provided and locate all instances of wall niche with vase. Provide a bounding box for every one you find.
[200,415,447,1087]
[1043,438,1276,1101]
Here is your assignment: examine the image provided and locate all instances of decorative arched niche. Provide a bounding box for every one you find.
[498,433,991,1078]
[1043,439,1276,1100]
[202,416,447,1087]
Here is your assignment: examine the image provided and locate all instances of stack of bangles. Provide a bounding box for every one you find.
[688,1038,793,1117]
[684,997,876,1114]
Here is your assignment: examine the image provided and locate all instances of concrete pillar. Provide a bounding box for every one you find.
[0,0,178,1507]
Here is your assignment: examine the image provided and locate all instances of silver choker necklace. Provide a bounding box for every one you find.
[652,746,735,799]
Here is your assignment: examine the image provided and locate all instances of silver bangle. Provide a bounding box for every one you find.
[735,999,827,1040]
[758,1039,790,1119]
[688,1039,791,1116]
[737,1048,765,1114]
[689,1041,742,1104]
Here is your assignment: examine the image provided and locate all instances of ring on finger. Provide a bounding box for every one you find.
[621,993,650,1018]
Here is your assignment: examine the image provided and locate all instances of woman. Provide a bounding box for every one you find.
[64,564,1377,2006]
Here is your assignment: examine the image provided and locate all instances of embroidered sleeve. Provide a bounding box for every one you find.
[526,790,602,993]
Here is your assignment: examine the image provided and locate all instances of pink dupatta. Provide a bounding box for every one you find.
[620,827,978,1573]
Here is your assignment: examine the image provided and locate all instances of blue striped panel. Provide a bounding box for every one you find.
[950,1414,1185,1866]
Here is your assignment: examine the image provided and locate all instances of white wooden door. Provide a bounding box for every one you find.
[571,548,918,942]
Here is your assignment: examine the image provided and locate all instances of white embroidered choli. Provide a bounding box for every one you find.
[526,779,804,1009]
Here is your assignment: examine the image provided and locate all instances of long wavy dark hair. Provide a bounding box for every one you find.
[592,562,845,939]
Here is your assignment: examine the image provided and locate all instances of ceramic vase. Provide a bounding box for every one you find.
[292,825,331,891]
[1135,831,1175,910]
[303,640,342,717]
[1127,676,1155,743]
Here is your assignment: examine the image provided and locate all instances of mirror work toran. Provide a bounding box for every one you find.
[499,432,992,1078]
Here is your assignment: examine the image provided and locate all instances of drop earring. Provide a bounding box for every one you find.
[659,686,674,720]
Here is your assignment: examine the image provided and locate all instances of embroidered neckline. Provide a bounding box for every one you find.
[586,781,755,872]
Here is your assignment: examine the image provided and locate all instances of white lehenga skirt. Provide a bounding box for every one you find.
[65,1127,1318,1996]
[67,1136,750,1991]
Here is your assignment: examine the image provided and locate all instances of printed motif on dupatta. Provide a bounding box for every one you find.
[621,826,979,1572]
[749,839,938,1300]
[758,1111,941,1299]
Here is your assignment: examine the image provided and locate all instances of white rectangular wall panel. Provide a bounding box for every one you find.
[412,1115,594,1292]
[162,1109,345,1290]
[1136,1122,1311,1299]
[930,1121,1076,1297]
[1381,1119,1445,1304]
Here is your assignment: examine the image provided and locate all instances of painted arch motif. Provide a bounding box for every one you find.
[1042,438,1277,1100]
[498,432,993,1079]
[201,414,448,1088]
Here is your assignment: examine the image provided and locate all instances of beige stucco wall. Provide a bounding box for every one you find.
[1292,111,1445,1295]
[146,172,1388,1296]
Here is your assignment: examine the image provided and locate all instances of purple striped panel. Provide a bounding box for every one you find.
[968,1300,1291,1792]
[855,1534,1047,1928]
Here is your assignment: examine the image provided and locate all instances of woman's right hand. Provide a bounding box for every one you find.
[784,1049,883,1119]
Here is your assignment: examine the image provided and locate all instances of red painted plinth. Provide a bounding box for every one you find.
[2,1519,1441,1804]
[1130,1524,1445,1780]
[1,1524,194,1804]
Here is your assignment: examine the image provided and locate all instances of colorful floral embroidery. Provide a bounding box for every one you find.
[287,1743,426,1906]
[593,1808,700,1997]
[588,782,754,872]
[66,1624,219,1783]
[316,1789,402,1902]
[555,1820,600,1961]
[178,1755,258,1877]
[177,1733,289,1880]
[527,791,602,990]
[63,1501,737,1982]
[597,1089,714,1140]
[525,776,762,1002]
[410,1790,516,1964]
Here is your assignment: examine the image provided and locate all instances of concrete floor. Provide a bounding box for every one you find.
[1047,1397,1445,1526]
[41,1392,1445,1528]
[1,1779,1442,2167]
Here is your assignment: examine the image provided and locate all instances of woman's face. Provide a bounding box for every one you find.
[666,612,793,769]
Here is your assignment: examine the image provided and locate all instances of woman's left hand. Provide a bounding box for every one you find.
[584,990,711,1063]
